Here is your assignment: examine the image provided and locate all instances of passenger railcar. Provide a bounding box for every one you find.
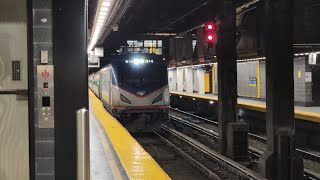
[92,72,101,98]
[88,74,94,90]
[89,54,169,132]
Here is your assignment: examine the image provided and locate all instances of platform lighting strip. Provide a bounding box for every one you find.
[167,51,320,69]
[87,0,114,53]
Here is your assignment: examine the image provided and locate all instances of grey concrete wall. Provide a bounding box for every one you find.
[33,0,55,179]
[294,57,308,103]
[294,57,313,105]
[260,57,313,105]
[172,57,314,105]
[237,61,259,98]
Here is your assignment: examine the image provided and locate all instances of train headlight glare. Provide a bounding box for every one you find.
[133,59,146,65]
[120,94,132,104]
[152,93,163,104]
[133,59,139,64]
[126,59,154,64]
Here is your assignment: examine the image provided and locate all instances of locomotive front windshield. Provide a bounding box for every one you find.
[117,63,167,89]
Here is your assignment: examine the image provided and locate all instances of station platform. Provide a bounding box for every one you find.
[89,90,170,179]
[170,91,320,123]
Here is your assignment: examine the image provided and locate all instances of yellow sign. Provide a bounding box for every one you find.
[298,71,302,78]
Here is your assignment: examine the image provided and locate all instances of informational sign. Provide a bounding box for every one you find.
[298,71,302,78]
[305,72,312,82]
[94,47,104,57]
[309,53,317,65]
[249,77,257,87]
[88,52,100,68]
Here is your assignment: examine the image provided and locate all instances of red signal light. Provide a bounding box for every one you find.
[206,21,216,48]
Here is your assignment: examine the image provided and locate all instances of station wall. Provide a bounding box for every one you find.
[169,56,317,106]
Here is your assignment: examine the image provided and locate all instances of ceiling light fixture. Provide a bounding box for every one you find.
[101,7,109,11]
[102,1,111,6]
[88,0,114,53]
[99,11,107,16]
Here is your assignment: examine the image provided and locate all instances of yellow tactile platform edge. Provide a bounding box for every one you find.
[170,91,320,123]
[89,90,171,180]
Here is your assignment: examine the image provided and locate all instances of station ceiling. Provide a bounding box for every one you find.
[87,0,256,54]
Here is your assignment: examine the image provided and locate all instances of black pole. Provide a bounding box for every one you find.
[260,0,303,179]
[216,0,238,155]
[53,0,88,179]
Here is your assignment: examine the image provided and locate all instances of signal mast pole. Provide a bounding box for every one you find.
[215,0,238,155]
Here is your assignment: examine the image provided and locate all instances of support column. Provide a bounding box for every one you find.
[260,0,304,179]
[53,0,88,179]
[185,67,194,93]
[32,0,55,179]
[197,69,205,95]
[216,0,238,155]
[177,68,184,92]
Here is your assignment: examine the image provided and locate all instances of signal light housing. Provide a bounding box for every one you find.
[205,22,216,48]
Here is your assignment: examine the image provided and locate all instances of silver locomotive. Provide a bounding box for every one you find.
[89,54,169,132]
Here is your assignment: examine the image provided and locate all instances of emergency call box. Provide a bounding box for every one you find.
[37,65,54,128]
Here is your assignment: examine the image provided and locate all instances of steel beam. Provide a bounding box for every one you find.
[216,0,238,155]
[260,0,304,179]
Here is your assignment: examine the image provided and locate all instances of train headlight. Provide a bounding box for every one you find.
[152,93,163,104]
[120,94,132,104]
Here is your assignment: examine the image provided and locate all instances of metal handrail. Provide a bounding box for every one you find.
[76,108,90,180]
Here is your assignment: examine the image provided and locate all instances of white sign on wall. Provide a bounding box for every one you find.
[308,53,317,65]
[305,72,312,82]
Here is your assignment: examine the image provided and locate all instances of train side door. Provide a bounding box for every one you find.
[106,69,111,105]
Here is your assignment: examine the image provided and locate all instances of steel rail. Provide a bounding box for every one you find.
[160,124,266,180]
[170,107,320,162]
[169,113,320,180]
[155,132,221,180]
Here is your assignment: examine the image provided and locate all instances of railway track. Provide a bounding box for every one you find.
[157,124,266,180]
[169,107,320,180]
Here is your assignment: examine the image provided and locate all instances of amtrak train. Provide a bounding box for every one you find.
[89,54,170,132]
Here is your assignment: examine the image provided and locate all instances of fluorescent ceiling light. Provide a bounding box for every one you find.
[102,2,111,6]
[100,11,107,16]
[98,15,105,20]
[88,0,114,53]
[101,7,109,11]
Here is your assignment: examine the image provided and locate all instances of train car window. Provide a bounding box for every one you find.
[118,63,167,88]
